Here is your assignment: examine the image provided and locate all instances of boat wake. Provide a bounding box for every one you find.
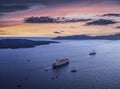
[45,66,52,71]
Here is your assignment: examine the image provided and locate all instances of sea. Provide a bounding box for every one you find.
[1,37,120,89]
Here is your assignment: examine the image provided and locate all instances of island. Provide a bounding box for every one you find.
[0,39,59,49]
[53,34,120,40]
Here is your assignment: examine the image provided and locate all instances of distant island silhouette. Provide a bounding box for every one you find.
[0,39,59,49]
[54,34,120,40]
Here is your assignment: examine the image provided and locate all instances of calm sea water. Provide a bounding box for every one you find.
[1,38,120,89]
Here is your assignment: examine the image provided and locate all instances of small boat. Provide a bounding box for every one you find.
[89,50,96,55]
[52,58,69,68]
[71,69,77,72]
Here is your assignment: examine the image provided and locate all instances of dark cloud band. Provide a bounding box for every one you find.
[86,19,118,26]
[24,16,92,23]
[0,0,120,5]
[102,13,120,17]
[0,4,31,13]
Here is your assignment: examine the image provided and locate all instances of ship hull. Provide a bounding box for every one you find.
[52,61,69,68]
[89,52,96,55]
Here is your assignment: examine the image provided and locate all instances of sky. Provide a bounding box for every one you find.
[0,0,120,37]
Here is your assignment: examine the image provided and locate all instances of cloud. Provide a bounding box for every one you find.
[1,0,120,5]
[116,26,120,29]
[0,21,21,27]
[0,30,7,35]
[0,3,44,14]
[54,31,61,34]
[24,16,56,23]
[86,19,118,26]
[102,13,120,17]
[64,18,92,23]
[0,4,30,13]
[54,30,64,34]
[0,23,20,27]
[24,16,92,23]
[0,13,5,16]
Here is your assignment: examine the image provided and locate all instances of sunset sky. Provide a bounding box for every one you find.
[0,0,120,37]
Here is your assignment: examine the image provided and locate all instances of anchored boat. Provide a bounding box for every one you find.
[89,50,96,55]
[52,58,69,68]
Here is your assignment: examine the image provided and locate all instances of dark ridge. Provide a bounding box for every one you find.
[53,34,120,40]
[0,39,59,49]
[102,13,120,17]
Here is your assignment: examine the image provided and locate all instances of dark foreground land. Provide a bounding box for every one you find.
[0,39,59,49]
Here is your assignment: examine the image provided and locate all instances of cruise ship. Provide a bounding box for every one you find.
[52,58,69,68]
